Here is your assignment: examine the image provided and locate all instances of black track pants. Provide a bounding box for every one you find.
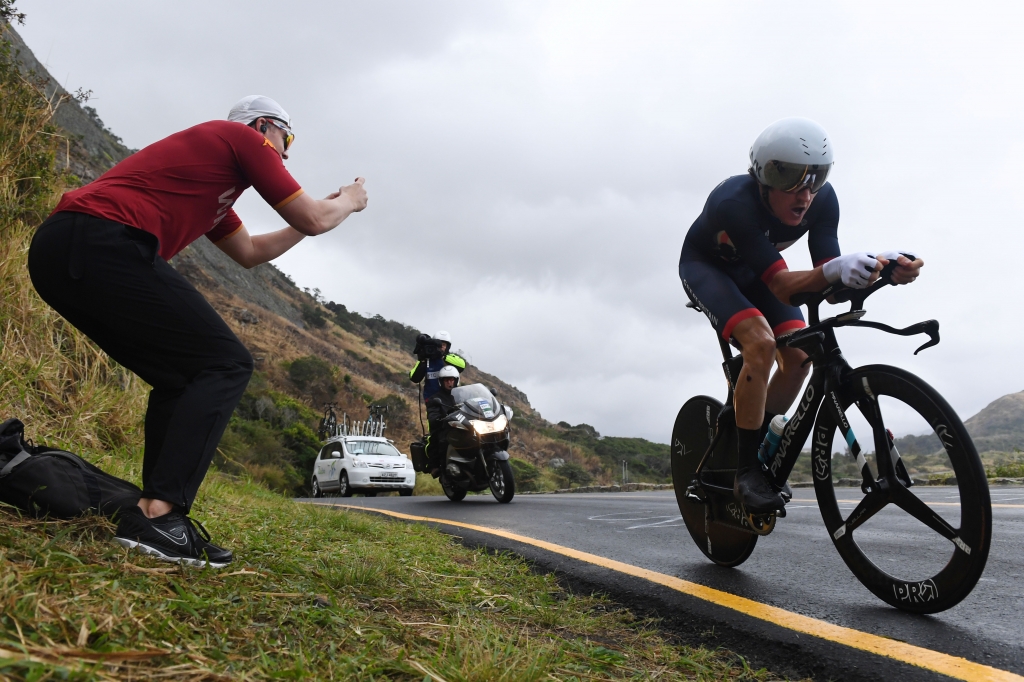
[28,212,253,511]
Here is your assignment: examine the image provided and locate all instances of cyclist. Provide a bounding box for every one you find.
[425,365,461,477]
[410,330,466,401]
[28,95,368,566]
[678,117,923,513]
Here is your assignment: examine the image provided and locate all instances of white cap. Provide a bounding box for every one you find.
[226,95,291,128]
[434,330,452,344]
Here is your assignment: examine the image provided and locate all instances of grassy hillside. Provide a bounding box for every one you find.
[0,14,777,680]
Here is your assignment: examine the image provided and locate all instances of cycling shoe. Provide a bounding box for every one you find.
[774,480,793,503]
[734,467,785,513]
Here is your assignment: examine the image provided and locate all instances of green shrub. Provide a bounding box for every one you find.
[509,458,540,491]
[287,355,336,403]
[988,458,1024,478]
[300,302,327,328]
[557,462,593,487]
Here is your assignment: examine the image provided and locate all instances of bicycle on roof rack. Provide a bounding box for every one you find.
[672,262,992,613]
[318,402,388,441]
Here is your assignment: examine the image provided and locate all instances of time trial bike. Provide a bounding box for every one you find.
[672,267,991,614]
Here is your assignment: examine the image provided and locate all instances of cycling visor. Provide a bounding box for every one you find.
[762,160,832,193]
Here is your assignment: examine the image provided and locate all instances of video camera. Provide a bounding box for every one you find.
[413,333,444,361]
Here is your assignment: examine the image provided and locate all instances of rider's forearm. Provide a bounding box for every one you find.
[246,227,306,266]
[768,268,829,305]
[279,193,357,236]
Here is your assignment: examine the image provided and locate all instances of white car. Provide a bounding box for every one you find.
[310,436,415,498]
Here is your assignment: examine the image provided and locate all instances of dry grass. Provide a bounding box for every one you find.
[0,26,147,455]
[1,473,783,681]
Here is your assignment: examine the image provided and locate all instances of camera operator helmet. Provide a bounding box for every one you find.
[433,330,453,353]
[438,364,460,388]
[749,117,833,194]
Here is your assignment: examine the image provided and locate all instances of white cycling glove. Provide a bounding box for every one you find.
[875,250,920,263]
[821,252,879,289]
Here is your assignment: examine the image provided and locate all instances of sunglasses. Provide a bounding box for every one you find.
[266,119,295,151]
[763,160,831,194]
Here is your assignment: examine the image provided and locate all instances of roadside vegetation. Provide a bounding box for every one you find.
[0,11,779,680]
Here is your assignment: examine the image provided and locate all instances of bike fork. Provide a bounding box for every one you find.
[828,385,913,492]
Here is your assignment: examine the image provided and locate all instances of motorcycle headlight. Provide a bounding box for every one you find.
[470,414,508,435]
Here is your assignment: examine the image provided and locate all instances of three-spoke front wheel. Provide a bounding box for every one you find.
[813,365,991,613]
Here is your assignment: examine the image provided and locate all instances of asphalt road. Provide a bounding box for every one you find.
[299,486,1024,681]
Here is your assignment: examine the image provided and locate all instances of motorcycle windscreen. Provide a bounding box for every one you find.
[451,383,499,418]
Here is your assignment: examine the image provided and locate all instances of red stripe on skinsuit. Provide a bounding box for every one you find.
[723,308,763,341]
[813,256,836,268]
[773,320,807,337]
[760,259,788,285]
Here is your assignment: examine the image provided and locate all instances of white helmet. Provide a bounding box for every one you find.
[749,117,833,193]
[437,364,460,386]
[433,330,452,345]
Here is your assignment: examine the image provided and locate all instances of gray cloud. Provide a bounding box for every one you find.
[19,0,1024,440]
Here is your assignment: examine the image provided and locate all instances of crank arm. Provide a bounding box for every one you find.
[840,319,940,354]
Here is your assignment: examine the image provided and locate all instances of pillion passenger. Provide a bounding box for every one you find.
[425,365,461,477]
[29,95,368,567]
[409,330,466,401]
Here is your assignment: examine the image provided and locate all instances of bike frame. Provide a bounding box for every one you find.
[689,270,939,503]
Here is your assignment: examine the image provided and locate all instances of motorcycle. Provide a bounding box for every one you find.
[438,383,516,503]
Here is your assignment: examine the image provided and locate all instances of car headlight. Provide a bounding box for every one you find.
[470,414,508,435]
[351,459,369,468]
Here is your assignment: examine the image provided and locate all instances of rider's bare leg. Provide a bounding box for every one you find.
[730,316,787,511]
[765,345,810,415]
[731,316,776,428]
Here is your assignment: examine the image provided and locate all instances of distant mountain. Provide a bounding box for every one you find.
[963,391,1024,454]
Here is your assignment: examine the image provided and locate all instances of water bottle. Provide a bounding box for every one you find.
[758,414,788,465]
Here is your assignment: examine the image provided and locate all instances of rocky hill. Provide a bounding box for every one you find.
[8,26,667,494]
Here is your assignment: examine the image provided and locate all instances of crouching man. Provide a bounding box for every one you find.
[28,95,368,567]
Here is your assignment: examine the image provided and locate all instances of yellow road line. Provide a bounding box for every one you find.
[322,502,1023,682]
[793,499,1024,509]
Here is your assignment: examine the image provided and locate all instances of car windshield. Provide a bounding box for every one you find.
[452,383,499,418]
[346,440,402,457]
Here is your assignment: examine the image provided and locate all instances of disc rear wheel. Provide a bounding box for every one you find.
[671,396,758,567]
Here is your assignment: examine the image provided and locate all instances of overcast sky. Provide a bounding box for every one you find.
[15,1,1024,441]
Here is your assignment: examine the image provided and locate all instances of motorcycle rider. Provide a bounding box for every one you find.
[409,330,466,401]
[678,117,923,513]
[425,365,460,477]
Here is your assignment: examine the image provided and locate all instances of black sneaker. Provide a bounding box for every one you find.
[734,467,785,514]
[114,507,232,568]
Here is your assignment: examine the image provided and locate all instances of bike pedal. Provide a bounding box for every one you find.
[741,507,779,536]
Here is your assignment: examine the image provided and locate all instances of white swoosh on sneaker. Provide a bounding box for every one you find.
[154,527,189,546]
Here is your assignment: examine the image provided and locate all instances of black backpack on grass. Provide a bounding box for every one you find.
[0,418,141,519]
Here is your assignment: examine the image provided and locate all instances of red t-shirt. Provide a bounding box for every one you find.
[54,120,304,260]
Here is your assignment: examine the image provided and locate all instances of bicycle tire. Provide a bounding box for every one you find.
[671,396,758,567]
[812,365,991,614]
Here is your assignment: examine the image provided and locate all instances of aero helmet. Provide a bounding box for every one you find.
[437,364,460,386]
[749,117,833,193]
